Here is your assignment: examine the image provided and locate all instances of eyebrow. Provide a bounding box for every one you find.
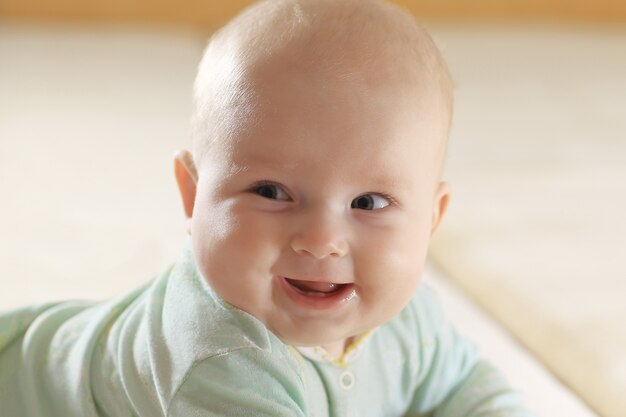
[232,153,301,173]
[231,151,419,194]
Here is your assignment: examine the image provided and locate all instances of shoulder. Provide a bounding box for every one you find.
[137,243,298,401]
[159,244,278,359]
[374,282,472,375]
[158,244,308,415]
[168,344,307,417]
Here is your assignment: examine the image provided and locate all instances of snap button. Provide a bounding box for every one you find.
[339,370,355,390]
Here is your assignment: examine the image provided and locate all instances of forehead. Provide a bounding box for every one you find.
[195,19,451,184]
[205,68,445,190]
[192,2,453,174]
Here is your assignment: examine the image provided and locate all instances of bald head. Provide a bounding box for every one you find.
[191,0,453,170]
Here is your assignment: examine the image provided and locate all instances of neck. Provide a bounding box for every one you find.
[321,336,355,359]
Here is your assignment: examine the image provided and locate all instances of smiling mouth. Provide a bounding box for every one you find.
[284,278,348,297]
[279,276,356,310]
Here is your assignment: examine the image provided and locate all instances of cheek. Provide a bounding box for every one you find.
[359,222,429,269]
[355,222,431,301]
[191,201,282,280]
[190,202,284,315]
[192,199,239,259]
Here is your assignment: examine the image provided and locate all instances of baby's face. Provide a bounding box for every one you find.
[186,61,449,354]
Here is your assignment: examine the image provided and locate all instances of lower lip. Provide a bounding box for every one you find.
[277,276,356,311]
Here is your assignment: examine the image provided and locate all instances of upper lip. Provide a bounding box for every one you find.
[280,275,353,285]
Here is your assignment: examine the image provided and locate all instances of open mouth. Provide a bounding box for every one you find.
[284,278,349,297]
[278,276,356,310]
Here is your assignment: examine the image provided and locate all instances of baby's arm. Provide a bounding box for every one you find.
[428,359,535,417]
[404,289,537,417]
[166,346,308,417]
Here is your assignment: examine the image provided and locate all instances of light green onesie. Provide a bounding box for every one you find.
[0,241,536,416]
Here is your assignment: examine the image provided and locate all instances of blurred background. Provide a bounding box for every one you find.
[1,1,625,417]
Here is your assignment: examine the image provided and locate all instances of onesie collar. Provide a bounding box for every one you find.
[293,328,377,368]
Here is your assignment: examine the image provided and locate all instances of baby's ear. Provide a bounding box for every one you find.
[174,150,198,234]
[430,181,451,237]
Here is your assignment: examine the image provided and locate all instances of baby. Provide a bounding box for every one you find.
[0,0,537,416]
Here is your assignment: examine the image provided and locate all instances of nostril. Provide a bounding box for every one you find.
[290,225,348,259]
[291,241,347,259]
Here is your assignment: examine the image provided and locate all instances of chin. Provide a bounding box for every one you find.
[272,327,345,348]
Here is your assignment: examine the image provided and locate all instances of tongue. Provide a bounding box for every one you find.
[288,279,344,294]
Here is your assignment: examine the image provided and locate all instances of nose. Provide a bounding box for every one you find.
[290,210,348,259]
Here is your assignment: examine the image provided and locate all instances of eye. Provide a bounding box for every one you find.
[251,182,291,201]
[351,193,391,211]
